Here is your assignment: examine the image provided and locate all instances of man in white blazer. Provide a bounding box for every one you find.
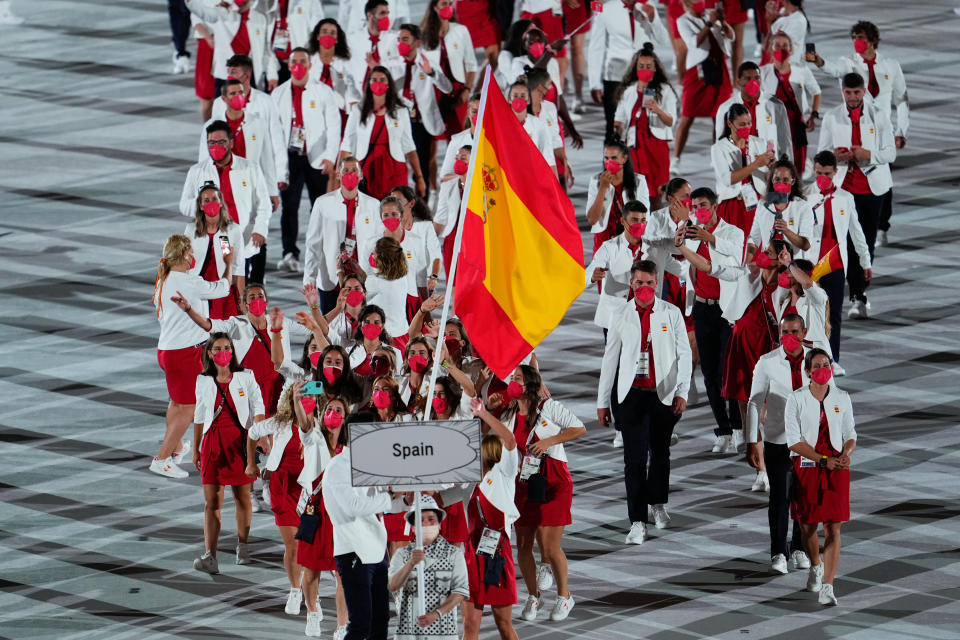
[302,156,384,312]
[346,0,402,96]
[272,47,342,274]
[262,0,325,88]
[816,72,895,320]
[188,0,273,89]
[745,313,814,575]
[714,62,793,164]
[339,0,409,36]
[597,260,691,544]
[180,121,272,283]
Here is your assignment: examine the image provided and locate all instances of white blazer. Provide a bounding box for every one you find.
[272,79,342,177]
[341,105,417,163]
[614,85,678,143]
[155,271,229,350]
[264,0,324,50]
[598,297,692,407]
[522,114,557,168]
[211,87,286,186]
[209,314,310,364]
[818,51,909,137]
[440,127,473,176]
[308,54,361,112]
[800,187,872,271]
[759,63,820,120]
[506,56,561,93]
[502,399,584,464]
[193,370,265,436]
[178,155,272,254]
[536,100,564,150]
[302,189,384,290]
[345,28,402,96]
[680,218,745,314]
[710,262,770,324]
[338,0,410,35]
[421,23,478,85]
[711,136,771,201]
[771,284,829,352]
[435,177,464,239]
[386,57,453,136]
[586,174,651,234]
[190,0,271,82]
[816,102,896,196]
[677,13,732,68]
[185,223,245,284]
[768,11,808,67]
[402,220,443,287]
[784,386,857,454]
[747,198,815,253]
[746,345,815,444]
[248,417,333,489]
[587,0,670,89]
[438,446,521,539]
[198,112,278,196]
[714,94,793,163]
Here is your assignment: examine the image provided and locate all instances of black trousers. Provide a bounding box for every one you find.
[281,152,328,259]
[818,269,845,362]
[246,245,266,284]
[616,387,681,524]
[167,0,190,56]
[692,301,742,435]
[319,287,340,315]
[846,190,887,302]
[601,80,620,143]
[335,552,390,640]
[878,187,894,232]
[764,443,803,558]
[411,117,433,201]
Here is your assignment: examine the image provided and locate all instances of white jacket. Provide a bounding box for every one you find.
[785,386,857,454]
[711,136,772,201]
[818,51,909,138]
[767,11,808,67]
[248,418,333,489]
[420,23,478,85]
[303,189,384,290]
[193,370,265,436]
[387,56,453,136]
[799,187,872,271]
[681,219,745,314]
[272,79,343,177]
[189,0,272,82]
[346,28,402,96]
[440,127,473,176]
[536,100,564,150]
[402,220,443,287]
[586,174,651,234]
[587,0,670,89]
[264,0,324,50]
[598,297,692,407]
[341,105,417,163]
[502,399,584,464]
[209,314,310,364]
[178,155,273,253]
[435,177,464,239]
[522,114,557,168]
[155,271,230,350]
[338,0,410,35]
[714,94,793,163]
[709,262,772,324]
[212,88,286,187]
[771,284,829,352]
[816,101,896,196]
[308,54,361,112]
[745,345,815,444]
[677,13,732,69]
[747,198,814,254]
[198,112,278,196]
[759,63,820,121]
[439,446,520,539]
[614,85,678,143]
[185,223,244,284]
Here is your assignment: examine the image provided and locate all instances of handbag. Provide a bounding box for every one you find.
[295,484,324,542]
[475,497,506,586]
[523,401,549,503]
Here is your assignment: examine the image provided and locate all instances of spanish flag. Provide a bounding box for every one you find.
[811,245,844,282]
[453,70,585,379]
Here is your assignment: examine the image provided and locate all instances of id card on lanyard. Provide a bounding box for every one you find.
[289,125,306,154]
[635,331,652,378]
[474,496,503,557]
[274,28,290,52]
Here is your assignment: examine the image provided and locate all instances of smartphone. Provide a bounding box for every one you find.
[643,88,656,99]
[805,43,816,54]
[766,141,775,154]
[303,381,325,395]
[219,235,231,255]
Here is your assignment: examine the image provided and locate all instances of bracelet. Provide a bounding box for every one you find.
[270,328,283,333]
[433,609,442,619]
[429,274,439,279]
[308,304,320,310]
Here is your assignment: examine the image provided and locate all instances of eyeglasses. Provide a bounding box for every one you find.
[207,139,230,147]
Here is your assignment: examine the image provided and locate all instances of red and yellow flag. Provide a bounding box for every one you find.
[453,71,584,379]
[811,245,844,282]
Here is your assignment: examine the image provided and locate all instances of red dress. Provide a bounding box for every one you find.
[627,97,670,198]
[717,146,756,237]
[721,279,778,402]
[270,426,305,527]
[592,182,624,255]
[240,327,284,417]
[520,10,566,58]
[157,346,202,405]
[562,0,591,34]
[681,30,732,118]
[440,501,470,544]
[465,486,517,606]
[513,414,573,528]
[200,380,254,486]
[298,470,338,571]
[194,37,216,100]
[361,114,409,200]
[200,234,239,320]
[722,0,749,25]
[792,404,850,523]
[455,0,501,48]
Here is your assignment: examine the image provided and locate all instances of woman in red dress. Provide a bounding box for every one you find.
[430,375,474,546]
[191,333,265,574]
[761,32,821,172]
[456,0,501,68]
[185,184,243,320]
[193,22,217,120]
[785,349,857,606]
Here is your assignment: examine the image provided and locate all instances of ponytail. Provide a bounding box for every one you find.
[154,234,193,316]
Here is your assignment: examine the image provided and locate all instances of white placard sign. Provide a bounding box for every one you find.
[349,419,482,487]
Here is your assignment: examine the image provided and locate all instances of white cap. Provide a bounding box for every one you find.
[404,494,446,526]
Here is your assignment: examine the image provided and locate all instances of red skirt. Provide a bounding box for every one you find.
[668,0,684,39]
[716,196,754,239]
[208,282,240,320]
[200,423,254,486]
[465,534,516,606]
[562,0,591,33]
[157,345,202,404]
[520,10,566,58]
[515,457,573,528]
[793,144,807,174]
[195,38,216,100]
[385,512,414,542]
[455,0,501,48]
[298,492,337,571]
[792,461,850,524]
[629,131,671,199]
[270,468,304,527]
[681,65,732,118]
[442,229,457,278]
[440,502,470,544]
[362,146,408,201]
[721,297,776,402]
[722,0,749,25]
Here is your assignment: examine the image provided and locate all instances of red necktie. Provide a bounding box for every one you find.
[849,107,862,146]
[320,62,332,87]
[403,59,415,102]
[344,198,357,243]
[624,2,635,42]
[864,58,880,98]
[369,34,380,62]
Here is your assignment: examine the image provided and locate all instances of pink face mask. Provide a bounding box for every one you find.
[692,1,705,13]
[635,285,655,304]
[372,390,392,409]
[370,80,388,96]
[189,257,197,270]
[290,63,307,80]
[528,42,545,58]
[300,396,317,414]
[744,79,761,98]
[636,68,654,83]
[309,351,323,368]
[408,354,428,372]
[376,16,390,31]
[470,113,478,127]
[323,365,342,383]
[397,41,412,57]
[208,144,228,161]
[248,299,267,316]
[511,97,528,113]
[383,217,401,232]
[772,181,791,194]
[228,94,246,110]
[735,126,752,140]
[604,160,622,174]
[781,333,802,352]
[368,252,378,268]
[694,207,712,224]
[341,172,360,191]
[453,159,469,175]
[811,367,833,385]
[438,5,454,19]
[346,290,364,307]
[202,201,221,218]
[777,271,791,288]
[432,397,448,414]
[505,380,524,400]
[853,39,868,55]
[444,336,461,357]
[816,175,833,192]
[362,323,383,341]
[212,350,232,367]
[755,251,772,268]
[318,34,337,49]
[773,48,789,63]
[324,409,343,428]
[628,222,647,238]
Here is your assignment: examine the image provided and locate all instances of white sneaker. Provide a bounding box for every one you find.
[549,594,575,621]
[732,430,745,453]
[791,550,811,570]
[770,554,788,574]
[572,99,586,115]
[625,521,646,545]
[236,542,253,565]
[0,1,24,25]
[150,456,188,479]
[670,156,684,176]
[877,230,888,247]
[172,51,191,74]
[751,470,769,493]
[305,611,323,637]
[612,431,623,448]
[262,481,271,507]
[670,432,679,446]
[194,551,219,574]
[833,363,846,377]
[537,564,554,592]
[251,491,265,513]
[848,299,868,320]
[333,625,347,640]
[651,504,670,530]
[753,43,763,58]
[818,583,838,606]
[711,435,728,453]
[521,594,541,621]
[277,252,301,272]
[171,440,190,465]
[721,435,738,455]
[285,588,303,615]
[806,563,824,592]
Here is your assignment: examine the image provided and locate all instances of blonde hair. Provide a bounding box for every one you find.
[193,186,232,238]
[374,236,408,281]
[481,434,503,473]
[154,234,192,315]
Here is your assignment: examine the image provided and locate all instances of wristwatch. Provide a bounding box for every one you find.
[818,455,828,468]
